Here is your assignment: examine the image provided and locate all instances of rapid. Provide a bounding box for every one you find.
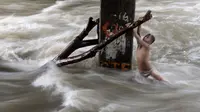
[0,0,200,112]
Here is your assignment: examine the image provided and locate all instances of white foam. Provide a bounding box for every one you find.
[42,0,81,13]
[99,103,131,112]
[2,3,24,10]
[63,89,105,111]
[0,15,55,39]
[32,63,73,93]
[42,1,66,13]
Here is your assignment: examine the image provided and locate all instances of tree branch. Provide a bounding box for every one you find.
[55,17,98,60]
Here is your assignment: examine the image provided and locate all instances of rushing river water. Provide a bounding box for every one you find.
[1,0,200,112]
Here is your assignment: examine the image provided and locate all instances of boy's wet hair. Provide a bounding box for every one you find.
[144,33,155,44]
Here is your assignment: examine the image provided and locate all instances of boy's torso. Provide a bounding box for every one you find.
[136,46,151,72]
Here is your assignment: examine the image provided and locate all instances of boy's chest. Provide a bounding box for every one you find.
[136,48,149,58]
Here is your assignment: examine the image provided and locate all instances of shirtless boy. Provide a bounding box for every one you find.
[134,25,164,81]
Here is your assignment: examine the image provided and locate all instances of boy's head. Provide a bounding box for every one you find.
[143,34,155,44]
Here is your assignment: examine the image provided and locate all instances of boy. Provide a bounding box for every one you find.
[134,25,164,81]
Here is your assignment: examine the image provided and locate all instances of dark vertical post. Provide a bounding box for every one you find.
[99,0,135,70]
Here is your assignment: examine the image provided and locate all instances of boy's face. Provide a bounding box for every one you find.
[143,35,154,44]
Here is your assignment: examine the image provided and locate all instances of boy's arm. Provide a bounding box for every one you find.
[137,25,141,36]
[134,29,140,46]
[134,30,150,48]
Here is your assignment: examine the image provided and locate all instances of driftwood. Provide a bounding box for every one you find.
[55,10,152,67]
[55,17,99,60]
